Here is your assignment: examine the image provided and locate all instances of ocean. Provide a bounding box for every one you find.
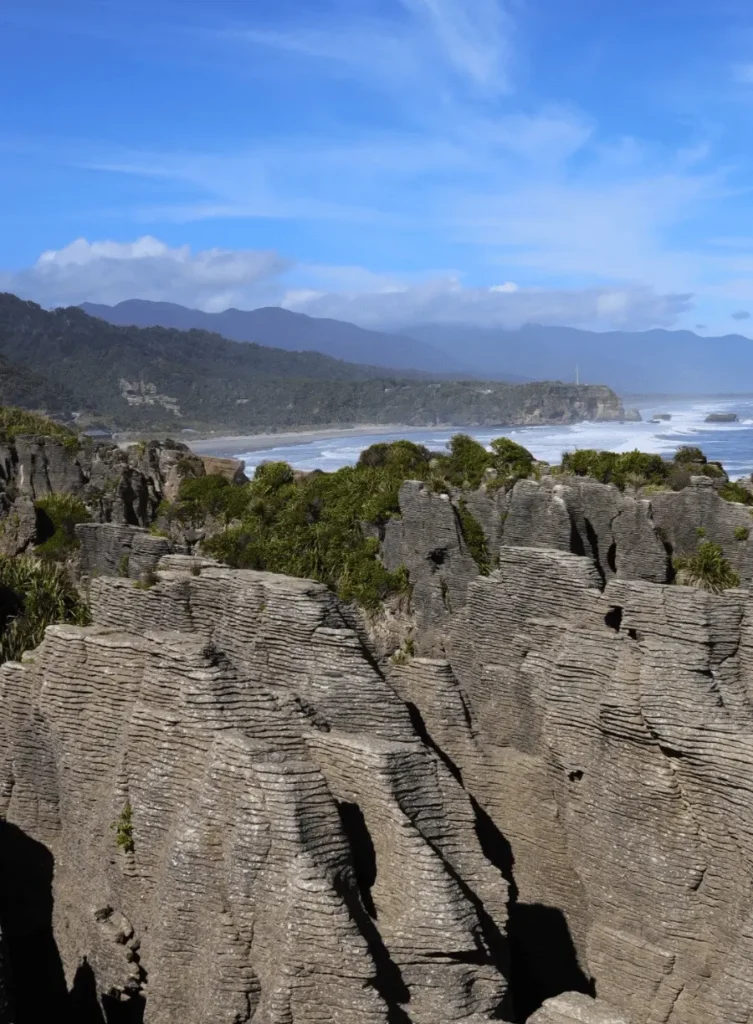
[204,395,753,479]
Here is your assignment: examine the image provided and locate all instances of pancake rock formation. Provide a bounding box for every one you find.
[0,557,512,1023]
[6,463,753,1021]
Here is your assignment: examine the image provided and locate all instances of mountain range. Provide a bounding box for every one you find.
[82,299,753,393]
[80,300,478,377]
[0,293,621,433]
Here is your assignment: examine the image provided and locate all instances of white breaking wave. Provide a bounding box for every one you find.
[221,395,753,478]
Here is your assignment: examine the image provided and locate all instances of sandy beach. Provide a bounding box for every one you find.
[186,423,414,458]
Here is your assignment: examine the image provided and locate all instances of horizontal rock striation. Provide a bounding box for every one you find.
[386,545,753,1023]
[0,559,511,1023]
[385,474,753,656]
[5,462,753,1021]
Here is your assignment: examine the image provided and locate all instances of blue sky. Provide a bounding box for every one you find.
[3,0,753,334]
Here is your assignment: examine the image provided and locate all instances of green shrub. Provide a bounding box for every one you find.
[720,481,753,506]
[444,434,494,489]
[0,555,90,663]
[112,801,134,853]
[117,553,130,578]
[698,463,726,479]
[734,525,750,541]
[674,541,740,594]
[674,446,706,465]
[559,446,722,492]
[696,526,706,538]
[34,493,90,562]
[166,474,251,527]
[456,499,491,574]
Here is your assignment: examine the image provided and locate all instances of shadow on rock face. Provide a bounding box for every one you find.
[0,821,145,1024]
[470,803,593,1021]
[508,903,594,1021]
[0,820,68,1022]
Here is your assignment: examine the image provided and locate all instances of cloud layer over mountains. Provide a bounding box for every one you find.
[1,236,693,332]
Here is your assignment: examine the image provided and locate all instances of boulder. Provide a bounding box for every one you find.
[199,455,248,484]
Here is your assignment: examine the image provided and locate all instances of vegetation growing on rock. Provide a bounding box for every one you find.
[0,555,90,663]
[559,445,731,494]
[34,493,90,562]
[719,481,753,505]
[196,436,535,609]
[0,405,76,442]
[112,801,135,854]
[456,499,492,574]
[674,541,740,594]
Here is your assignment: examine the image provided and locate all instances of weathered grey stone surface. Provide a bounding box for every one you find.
[0,434,205,534]
[8,464,753,1021]
[0,558,511,1023]
[391,545,753,1024]
[502,478,670,585]
[382,481,481,651]
[528,993,632,1023]
[199,454,248,483]
[76,522,173,579]
[650,477,753,579]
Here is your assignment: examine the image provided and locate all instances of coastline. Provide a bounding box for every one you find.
[186,423,417,458]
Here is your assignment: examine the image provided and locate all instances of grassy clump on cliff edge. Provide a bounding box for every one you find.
[674,541,740,594]
[197,436,536,608]
[0,405,75,443]
[0,555,90,663]
[34,493,90,562]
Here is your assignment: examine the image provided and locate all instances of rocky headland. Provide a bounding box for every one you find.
[1,421,753,1021]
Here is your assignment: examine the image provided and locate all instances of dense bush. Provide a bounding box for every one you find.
[160,474,252,528]
[34,493,90,562]
[674,541,740,594]
[674,446,706,465]
[559,445,734,495]
[560,449,668,489]
[199,436,534,609]
[0,555,90,663]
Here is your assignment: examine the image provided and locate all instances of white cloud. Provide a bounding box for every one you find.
[1,237,292,311]
[0,236,693,332]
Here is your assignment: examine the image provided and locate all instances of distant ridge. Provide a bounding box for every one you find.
[80,299,483,377]
[401,322,753,393]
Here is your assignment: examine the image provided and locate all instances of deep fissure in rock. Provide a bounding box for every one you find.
[337,801,378,920]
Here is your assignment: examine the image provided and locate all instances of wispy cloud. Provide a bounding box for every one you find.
[399,0,514,92]
[231,0,514,97]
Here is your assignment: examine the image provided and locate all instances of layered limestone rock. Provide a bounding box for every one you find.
[0,434,212,555]
[383,545,753,1024]
[7,462,753,1023]
[76,522,173,580]
[385,474,753,648]
[0,559,511,1023]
